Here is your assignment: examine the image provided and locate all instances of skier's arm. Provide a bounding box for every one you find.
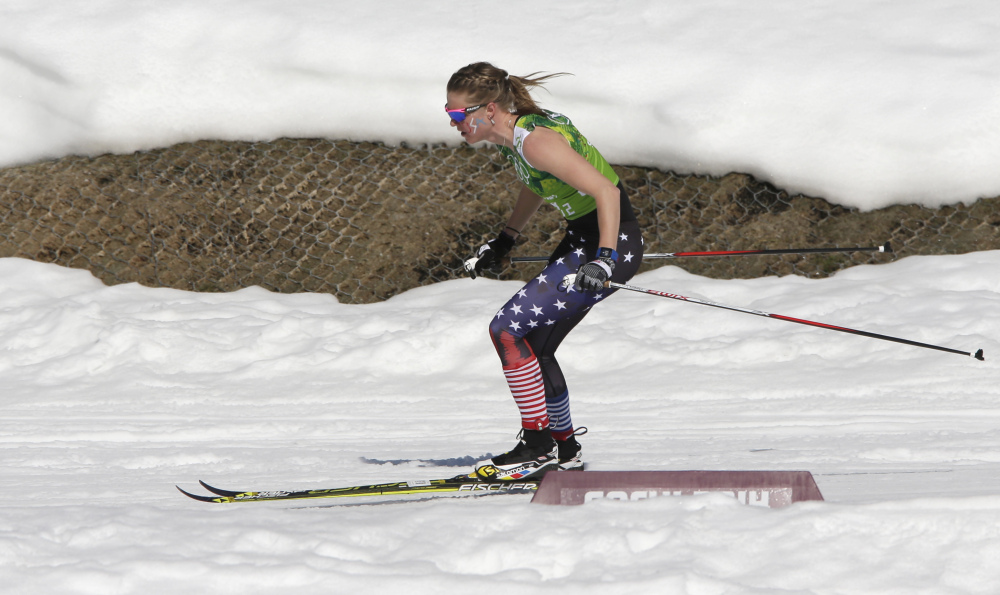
[519,127,620,250]
[464,187,544,278]
[503,186,544,238]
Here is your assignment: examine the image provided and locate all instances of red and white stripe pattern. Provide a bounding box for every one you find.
[503,359,549,430]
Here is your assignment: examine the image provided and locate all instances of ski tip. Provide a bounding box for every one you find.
[199,480,243,498]
[881,241,893,253]
[974,349,985,361]
[176,485,223,503]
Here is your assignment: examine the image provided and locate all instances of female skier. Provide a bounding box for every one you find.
[447,62,644,480]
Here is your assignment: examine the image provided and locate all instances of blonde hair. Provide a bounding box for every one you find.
[447,62,569,116]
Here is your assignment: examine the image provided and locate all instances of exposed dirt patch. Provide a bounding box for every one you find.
[2,138,997,303]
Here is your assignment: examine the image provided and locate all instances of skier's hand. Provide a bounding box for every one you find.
[574,247,617,292]
[464,232,516,279]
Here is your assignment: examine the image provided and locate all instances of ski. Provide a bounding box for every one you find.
[176,473,541,504]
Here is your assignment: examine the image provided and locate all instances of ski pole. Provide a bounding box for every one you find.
[511,242,892,263]
[559,275,984,361]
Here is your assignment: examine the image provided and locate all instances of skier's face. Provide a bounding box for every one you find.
[446,92,490,144]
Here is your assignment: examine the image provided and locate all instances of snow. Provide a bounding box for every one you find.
[2,252,999,593]
[2,1,1000,209]
[3,1,1000,592]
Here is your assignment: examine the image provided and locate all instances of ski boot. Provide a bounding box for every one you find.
[475,428,559,481]
[556,427,587,471]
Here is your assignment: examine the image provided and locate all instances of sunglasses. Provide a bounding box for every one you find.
[445,103,486,123]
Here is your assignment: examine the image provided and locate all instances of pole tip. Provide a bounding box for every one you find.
[974,349,985,361]
[881,241,893,253]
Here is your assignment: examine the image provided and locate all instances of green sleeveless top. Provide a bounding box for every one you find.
[497,110,619,221]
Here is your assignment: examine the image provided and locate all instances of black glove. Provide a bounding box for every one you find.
[464,231,516,279]
[574,247,617,292]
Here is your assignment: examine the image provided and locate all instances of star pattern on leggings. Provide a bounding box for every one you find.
[497,280,601,333]
[493,235,636,334]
